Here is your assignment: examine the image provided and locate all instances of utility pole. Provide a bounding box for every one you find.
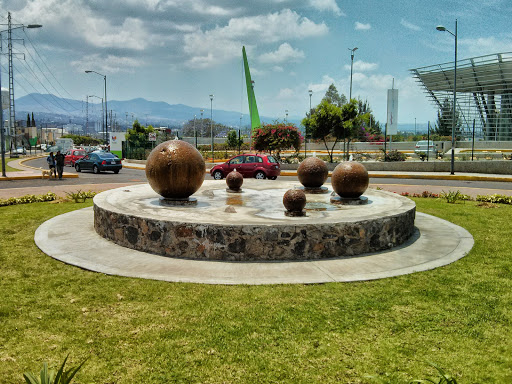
[200,109,204,138]
[193,114,197,148]
[85,96,89,134]
[7,13,15,152]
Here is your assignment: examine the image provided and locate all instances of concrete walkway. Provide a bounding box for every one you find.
[124,160,512,183]
[1,156,511,200]
[35,208,474,285]
[0,155,78,180]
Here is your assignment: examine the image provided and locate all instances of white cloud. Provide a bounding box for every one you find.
[355,22,371,31]
[308,75,336,94]
[183,9,327,68]
[309,0,344,16]
[277,88,295,99]
[344,60,378,72]
[273,66,284,72]
[400,19,421,31]
[259,43,305,64]
[460,37,512,57]
[71,54,142,74]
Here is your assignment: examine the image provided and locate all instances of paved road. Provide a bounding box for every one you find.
[1,157,511,199]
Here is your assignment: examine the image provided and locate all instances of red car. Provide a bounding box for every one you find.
[210,154,280,180]
[64,149,87,166]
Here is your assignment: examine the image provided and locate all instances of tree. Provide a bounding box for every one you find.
[340,99,364,159]
[322,83,347,107]
[302,99,344,162]
[182,118,229,138]
[252,123,302,155]
[61,134,102,146]
[27,114,31,128]
[357,99,381,134]
[126,119,155,145]
[226,130,243,150]
[31,112,36,127]
[435,98,462,138]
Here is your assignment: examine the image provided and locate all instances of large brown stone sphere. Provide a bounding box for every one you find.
[145,140,205,198]
[283,189,307,213]
[297,157,329,188]
[226,169,243,191]
[331,161,369,198]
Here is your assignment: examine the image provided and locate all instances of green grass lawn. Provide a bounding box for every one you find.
[3,158,24,173]
[0,199,511,383]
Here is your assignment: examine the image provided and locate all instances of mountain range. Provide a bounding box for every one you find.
[15,93,423,133]
[15,93,287,129]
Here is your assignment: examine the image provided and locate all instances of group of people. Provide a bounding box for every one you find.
[46,151,65,179]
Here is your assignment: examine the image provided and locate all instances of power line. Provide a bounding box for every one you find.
[22,29,79,104]
[14,56,77,112]
[0,63,53,113]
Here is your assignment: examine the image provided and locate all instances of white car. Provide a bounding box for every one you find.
[15,146,27,155]
[414,140,437,157]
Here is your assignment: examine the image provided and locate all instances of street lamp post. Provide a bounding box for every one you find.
[193,114,197,148]
[285,110,288,123]
[85,70,108,148]
[436,20,457,175]
[89,95,103,136]
[346,47,358,160]
[348,47,358,101]
[209,94,214,162]
[0,13,41,176]
[307,89,312,158]
[200,109,204,140]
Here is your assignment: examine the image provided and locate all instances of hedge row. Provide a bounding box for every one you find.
[0,192,57,207]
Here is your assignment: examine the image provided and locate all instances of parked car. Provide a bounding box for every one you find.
[64,148,87,166]
[210,154,280,180]
[75,152,122,174]
[414,140,437,158]
[15,146,26,155]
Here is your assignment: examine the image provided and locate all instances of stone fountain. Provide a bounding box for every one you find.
[93,146,415,261]
[35,143,474,284]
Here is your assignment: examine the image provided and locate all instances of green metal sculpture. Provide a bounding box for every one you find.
[242,46,261,130]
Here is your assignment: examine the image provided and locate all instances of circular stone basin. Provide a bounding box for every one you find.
[93,180,416,261]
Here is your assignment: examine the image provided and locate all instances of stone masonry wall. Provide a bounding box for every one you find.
[94,204,416,261]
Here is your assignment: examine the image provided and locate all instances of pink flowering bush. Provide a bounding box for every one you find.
[252,123,303,154]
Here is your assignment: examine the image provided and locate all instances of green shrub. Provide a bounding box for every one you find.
[0,192,57,207]
[440,190,471,204]
[23,355,86,384]
[382,149,406,162]
[65,190,97,203]
[476,194,512,205]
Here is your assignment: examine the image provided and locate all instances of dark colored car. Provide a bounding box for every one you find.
[210,154,280,180]
[75,152,122,174]
[64,149,87,166]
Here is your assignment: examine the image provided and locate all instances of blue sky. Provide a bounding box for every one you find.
[2,0,512,126]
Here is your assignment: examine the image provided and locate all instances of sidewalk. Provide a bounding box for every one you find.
[123,160,512,183]
[1,157,511,200]
[0,156,78,180]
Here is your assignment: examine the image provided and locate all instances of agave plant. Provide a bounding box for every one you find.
[23,355,86,384]
[410,362,458,384]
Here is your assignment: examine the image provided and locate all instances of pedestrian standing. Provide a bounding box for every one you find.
[46,152,56,178]
[55,150,65,180]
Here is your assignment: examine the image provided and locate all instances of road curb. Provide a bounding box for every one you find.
[0,155,78,181]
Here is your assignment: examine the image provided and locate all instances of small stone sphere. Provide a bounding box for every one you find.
[283,189,307,212]
[145,140,205,199]
[331,161,369,198]
[297,157,329,188]
[226,169,243,190]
